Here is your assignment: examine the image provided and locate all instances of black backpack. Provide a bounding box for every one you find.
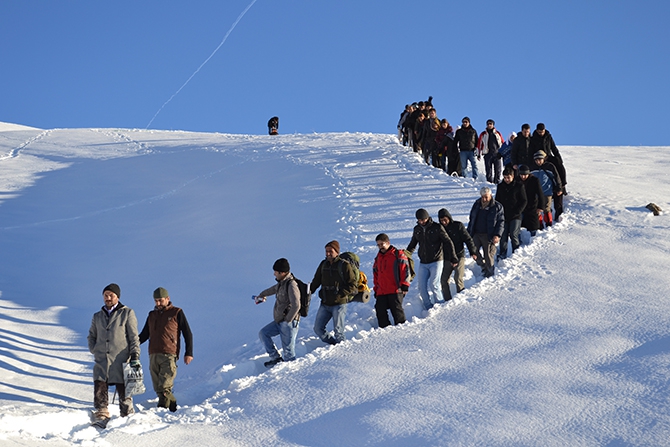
[292,278,311,317]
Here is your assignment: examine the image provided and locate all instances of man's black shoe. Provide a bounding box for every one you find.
[264,357,283,368]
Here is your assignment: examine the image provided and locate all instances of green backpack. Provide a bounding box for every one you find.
[339,252,371,303]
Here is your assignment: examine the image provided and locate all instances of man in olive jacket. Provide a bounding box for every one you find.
[406,208,458,310]
[310,240,357,345]
[88,283,141,421]
[255,258,301,367]
[139,287,193,412]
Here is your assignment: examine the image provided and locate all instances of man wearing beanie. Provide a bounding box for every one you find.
[88,283,141,424]
[531,150,563,228]
[438,208,477,300]
[406,209,458,310]
[495,166,528,259]
[254,258,301,367]
[453,117,479,179]
[530,123,567,221]
[139,287,194,412]
[310,240,357,344]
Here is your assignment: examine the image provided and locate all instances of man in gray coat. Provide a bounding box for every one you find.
[88,283,141,422]
[255,258,301,367]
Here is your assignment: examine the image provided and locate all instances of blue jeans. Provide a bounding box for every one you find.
[313,303,347,344]
[259,319,299,361]
[417,260,444,310]
[499,218,522,259]
[484,153,503,184]
[460,151,479,179]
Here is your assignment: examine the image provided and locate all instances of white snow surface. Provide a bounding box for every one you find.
[0,124,669,446]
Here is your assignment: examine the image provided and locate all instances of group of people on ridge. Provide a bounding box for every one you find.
[397,98,567,227]
[87,108,567,421]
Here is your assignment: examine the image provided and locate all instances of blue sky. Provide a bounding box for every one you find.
[1,0,668,145]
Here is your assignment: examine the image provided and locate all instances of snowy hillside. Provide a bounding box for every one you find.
[1,124,669,446]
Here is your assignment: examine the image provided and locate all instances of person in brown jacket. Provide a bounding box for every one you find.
[139,287,193,412]
[255,258,301,367]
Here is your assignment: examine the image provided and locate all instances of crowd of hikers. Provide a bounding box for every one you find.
[88,106,569,423]
[253,99,569,372]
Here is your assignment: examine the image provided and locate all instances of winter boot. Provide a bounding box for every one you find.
[544,211,553,227]
[264,357,283,368]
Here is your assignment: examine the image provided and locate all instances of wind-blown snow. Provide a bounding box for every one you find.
[0,124,669,446]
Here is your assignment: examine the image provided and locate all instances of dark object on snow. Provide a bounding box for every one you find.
[268,116,279,135]
[646,203,662,216]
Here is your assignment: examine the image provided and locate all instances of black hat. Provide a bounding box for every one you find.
[103,283,121,298]
[272,258,290,273]
[415,208,430,220]
[486,119,495,125]
[518,165,531,175]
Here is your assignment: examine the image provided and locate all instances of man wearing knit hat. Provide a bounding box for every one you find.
[255,258,301,367]
[88,283,141,424]
[310,240,358,344]
[139,287,193,412]
[406,209,459,310]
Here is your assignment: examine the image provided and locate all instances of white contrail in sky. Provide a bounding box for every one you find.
[146,0,258,130]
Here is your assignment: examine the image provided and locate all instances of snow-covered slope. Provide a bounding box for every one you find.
[0,124,669,446]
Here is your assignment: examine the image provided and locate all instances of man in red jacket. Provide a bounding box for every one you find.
[373,233,411,328]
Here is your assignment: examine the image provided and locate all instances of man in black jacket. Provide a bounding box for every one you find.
[518,165,546,236]
[511,124,533,170]
[406,208,458,310]
[495,167,528,259]
[438,208,477,300]
[531,123,566,220]
[453,117,479,179]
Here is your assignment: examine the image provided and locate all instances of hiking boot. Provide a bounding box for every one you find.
[169,400,178,413]
[93,408,110,421]
[264,357,283,368]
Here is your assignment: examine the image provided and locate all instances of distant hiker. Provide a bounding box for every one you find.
[453,117,479,179]
[531,150,563,228]
[531,123,566,220]
[517,164,546,236]
[495,166,528,259]
[477,119,505,184]
[372,233,410,328]
[421,108,441,166]
[398,104,412,145]
[438,208,477,299]
[139,287,193,412]
[406,208,458,310]
[467,187,505,277]
[88,283,141,423]
[254,258,301,367]
[511,124,534,170]
[310,240,358,345]
[268,116,279,135]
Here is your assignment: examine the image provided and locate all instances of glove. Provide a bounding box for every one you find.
[130,359,141,370]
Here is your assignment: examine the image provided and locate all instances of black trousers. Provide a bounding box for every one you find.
[375,293,406,328]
